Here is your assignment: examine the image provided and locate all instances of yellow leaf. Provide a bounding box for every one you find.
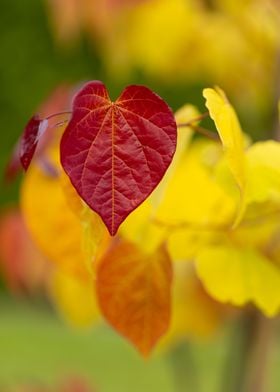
[196,244,280,317]
[49,268,100,328]
[226,141,280,226]
[151,140,236,261]
[122,139,234,258]
[174,104,199,152]
[120,199,166,254]
[162,263,225,347]
[122,105,206,256]
[203,87,246,191]
[167,228,219,262]
[175,104,199,131]
[155,140,235,227]
[153,104,199,201]
[20,147,105,278]
[60,159,109,272]
[96,239,173,356]
[21,164,84,278]
[245,141,280,205]
[234,212,280,251]
[120,105,201,254]
[80,204,110,274]
[127,0,198,77]
[153,104,199,202]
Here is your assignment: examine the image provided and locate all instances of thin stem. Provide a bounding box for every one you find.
[177,111,209,127]
[191,124,220,141]
[177,111,220,141]
[45,111,72,121]
[49,119,69,130]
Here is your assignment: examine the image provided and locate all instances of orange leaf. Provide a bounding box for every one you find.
[96,239,173,356]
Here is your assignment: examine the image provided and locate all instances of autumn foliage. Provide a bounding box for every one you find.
[4,78,280,358]
[60,81,177,235]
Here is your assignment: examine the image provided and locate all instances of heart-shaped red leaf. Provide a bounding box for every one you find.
[60,81,177,235]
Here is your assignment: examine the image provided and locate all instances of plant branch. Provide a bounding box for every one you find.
[177,111,220,141]
[190,124,220,141]
[45,111,72,121]
[177,111,209,127]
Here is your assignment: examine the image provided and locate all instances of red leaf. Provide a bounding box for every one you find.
[6,84,73,181]
[20,115,44,171]
[96,239,173,356]
[60,81,177,235]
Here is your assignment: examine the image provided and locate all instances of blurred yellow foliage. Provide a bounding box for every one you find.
[196,245,280,317]
[18,85,280,354]
[46,0,280,104]
[20,134,106,327]
[119,87,280,317]
[49,268,100,328]
[162,263,227,347]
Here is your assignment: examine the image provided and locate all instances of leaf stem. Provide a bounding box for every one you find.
[177,111,209,127]
[45,111,72,121]
[49,119,69,130]
[190,124,220,141]
[177,112,220,141]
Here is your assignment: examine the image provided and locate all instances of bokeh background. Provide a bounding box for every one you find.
[1,0,280,391]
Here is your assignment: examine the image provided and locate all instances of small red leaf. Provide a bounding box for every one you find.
[20,115,43,171]
[60,81,177,235]
[96,239,173,356]
[6,85,73,182]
